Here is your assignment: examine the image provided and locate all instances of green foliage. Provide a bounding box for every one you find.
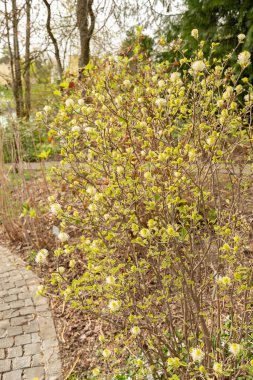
[30,58,52,85]
[120,27,154,58]
[162,0,253,68]
[43,38,253,379]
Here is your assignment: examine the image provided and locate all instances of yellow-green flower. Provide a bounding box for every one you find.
[213,362,223,374]
[190,348,205,362]
[92,367,100,376]
[108,300,121,312]
[229,343,242,356]
[102,348,111,358]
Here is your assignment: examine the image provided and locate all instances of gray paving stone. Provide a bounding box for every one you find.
[24,342,41,356]
[9,286,28,295]
[0,358,11,372]
[2,370,22,380]
[20,306,36,316]
[31,332,41,343]
[0,320,9,329]
[31,353,43,367]
[12,355,31,370]
[15,333,31,345]
[2,309,20,319]
[11,316,30,326]
[0,348,5,359]
[0,329,6,338]
[0,337,14,348]
[0,245,62,380]
[0,303,10,311]
[7,326,23,336]
[23,321,39,333]
[23,366,44,380]
[24,299,34,306]
[4,294,18,302]
[9,300,26,309]
[7,345,22,358]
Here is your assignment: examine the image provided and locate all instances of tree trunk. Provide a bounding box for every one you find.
[4,0,15,95]
[24,0,32,119]
[42,0,63,80]
[11,0,24,118]
[76,0,95,69]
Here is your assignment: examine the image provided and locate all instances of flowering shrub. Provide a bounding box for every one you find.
[41,32,253,379]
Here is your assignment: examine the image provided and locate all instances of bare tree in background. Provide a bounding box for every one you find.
[11,0,24,118]
[24,0,32,119]
[42,0,64,79]
[76,0,95,68]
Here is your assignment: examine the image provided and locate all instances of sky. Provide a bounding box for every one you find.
[0,0,184,67]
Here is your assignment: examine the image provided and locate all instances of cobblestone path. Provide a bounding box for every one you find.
[0,245,62,380]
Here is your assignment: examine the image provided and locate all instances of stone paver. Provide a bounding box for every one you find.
[0,245,62,379]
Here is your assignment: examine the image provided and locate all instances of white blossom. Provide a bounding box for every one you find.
[84,126,93,133]
[237,34,246,43]
[102,349,111,358]
[140,228,150,238]
[86,186,96,196]
[106,276,116,285]
[155,98,167,107]
[238,51,251,67]
[213,362,223,374]
[170,72,181,83]
[244,93,253,102]
[44,105,51,113]
[36,285,45,296]
[78,98,84,106]
[229,343,242,356]
[191,29,199,39]
[50,203,62,215]
[131,326,141,336]
[108,299,121,312]
[123,79,131,87]
[88,204,97,212]
[190,348,205,362]
[217,276,231,287]
[58,232,69,242]
[217,100,224,108]
[235,84,243,94]
[65,98,74,107]
[158,80,165,88]
[191,60,206,72]
[116,166,124,174]
[35,249,49,264]
[71,125,80,133]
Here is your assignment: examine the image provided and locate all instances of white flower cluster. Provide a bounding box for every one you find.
[65,98,74,107]
[190,347,205,362]
[237,34,245,43]
[155,98,167,107]
[108,299,121,312]
[238,51,251,67]
[43,105,51,113]
[50,203,62,215]
[58,231,69,242]
[191,29,199,39]
[191,60,206,73]
[216,276,231,287]
[71,125,80,133]
[229,342,242,356]
[35,249,49,264]
[170,72,181,83]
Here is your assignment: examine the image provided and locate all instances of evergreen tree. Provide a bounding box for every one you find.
[165,0,253,56]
